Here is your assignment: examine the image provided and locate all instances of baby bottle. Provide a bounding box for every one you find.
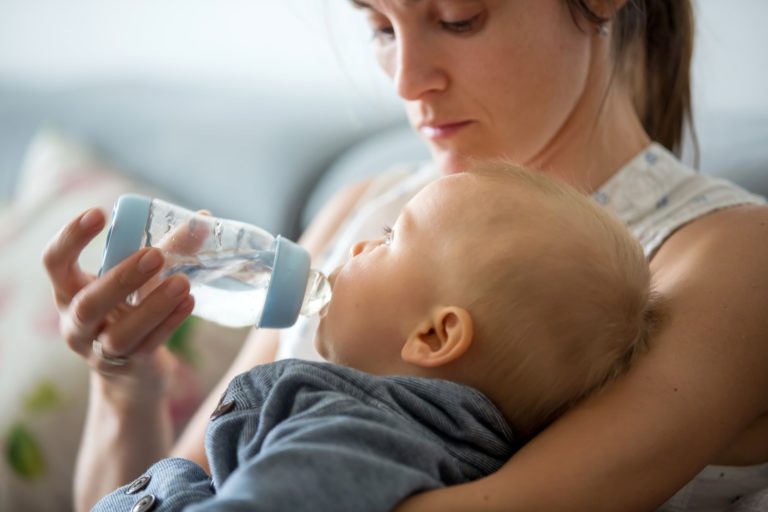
[99,194,331,328]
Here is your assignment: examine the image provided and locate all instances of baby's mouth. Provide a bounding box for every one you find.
[317,300,331,319]
[327,266,342,288]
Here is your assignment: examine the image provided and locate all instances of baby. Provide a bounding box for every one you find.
[316,164,654,438]
[93,165,655,512]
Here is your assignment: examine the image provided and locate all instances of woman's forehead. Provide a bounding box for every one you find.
[353,0,481,11]
[353,0,422,8]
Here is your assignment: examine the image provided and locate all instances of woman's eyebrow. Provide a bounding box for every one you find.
[351,0,423,10]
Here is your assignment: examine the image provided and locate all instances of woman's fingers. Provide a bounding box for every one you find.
[132,211,212,302]
[157,211,212,256]
[134,294,195,357]
[47,208,205,366]
[99,274,192,357]
[43,208,106,308]
[86,292,193,376]
[61,247,166,354]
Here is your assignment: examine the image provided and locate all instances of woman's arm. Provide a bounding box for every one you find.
[42,212,194,511]
[74,349,177,511]
[396,205,768,512]
[169,177,375,472]
[55,179,374,511]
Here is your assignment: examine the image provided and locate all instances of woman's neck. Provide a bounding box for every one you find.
[525,71,652,194]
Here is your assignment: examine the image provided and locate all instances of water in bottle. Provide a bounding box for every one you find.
[100,194,331,328]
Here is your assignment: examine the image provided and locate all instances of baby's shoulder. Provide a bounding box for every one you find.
[238,359,383,409]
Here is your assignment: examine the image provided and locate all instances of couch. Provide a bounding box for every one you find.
[0,80,766,510]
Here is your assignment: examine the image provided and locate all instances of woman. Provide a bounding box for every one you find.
[44,1,768,510]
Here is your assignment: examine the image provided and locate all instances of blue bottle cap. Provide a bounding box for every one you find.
[260,236,310,328]
[99,194,152,276]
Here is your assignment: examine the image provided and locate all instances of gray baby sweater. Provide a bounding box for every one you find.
[93,359,517,511]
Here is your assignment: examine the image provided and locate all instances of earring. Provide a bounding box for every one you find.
[597,22,610,37]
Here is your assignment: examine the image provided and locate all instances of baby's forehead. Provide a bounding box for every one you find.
[419,173,500,208]
[408,178,518,244]
[408,179,470,226]
[418,173,534,219]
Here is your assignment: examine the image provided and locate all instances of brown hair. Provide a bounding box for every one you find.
[567,0,696,158]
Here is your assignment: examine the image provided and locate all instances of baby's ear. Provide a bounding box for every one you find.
[401,307,474,368]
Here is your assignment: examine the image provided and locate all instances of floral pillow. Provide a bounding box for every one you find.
[0,129,249,511]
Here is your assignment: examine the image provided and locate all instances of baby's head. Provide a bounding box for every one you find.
[316,164,653,436]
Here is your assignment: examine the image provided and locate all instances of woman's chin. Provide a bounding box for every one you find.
[433,150,471,175]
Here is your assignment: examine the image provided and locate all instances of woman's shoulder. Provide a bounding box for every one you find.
[653,201,768,267]
[357,161,439,202]
[299,177,376,260]
[300,162,436,257]
[595,143,767,257]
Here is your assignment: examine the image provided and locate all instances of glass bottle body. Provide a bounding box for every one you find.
[101,195,331,328]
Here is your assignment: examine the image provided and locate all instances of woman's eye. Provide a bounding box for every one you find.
[367,11,484,43]
[440,14,483,33]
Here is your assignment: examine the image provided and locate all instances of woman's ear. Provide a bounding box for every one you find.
[401,307,474,368]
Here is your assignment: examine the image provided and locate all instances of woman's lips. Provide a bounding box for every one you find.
[419,120,474,140]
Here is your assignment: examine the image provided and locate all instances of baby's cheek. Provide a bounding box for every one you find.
[312,329,328,359]
[314,312,344,363]
[315,287,352,349]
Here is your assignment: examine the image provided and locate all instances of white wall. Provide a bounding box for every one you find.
[0,0,766,112]
[0,1,388,95]
[694,0,768,114]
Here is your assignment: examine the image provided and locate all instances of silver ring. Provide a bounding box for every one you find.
[92,340,130,367]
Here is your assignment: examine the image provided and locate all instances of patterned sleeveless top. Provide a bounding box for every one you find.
[276,143,767,510]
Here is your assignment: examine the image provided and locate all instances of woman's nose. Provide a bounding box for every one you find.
[391,35,449,101]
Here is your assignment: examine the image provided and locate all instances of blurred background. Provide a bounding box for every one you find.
[1,0,767,234]
[1,0,767,235]
[0,0,766,108]
[0,1,767,510]
[0,0,384,92]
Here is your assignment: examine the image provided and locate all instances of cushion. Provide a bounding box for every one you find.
[0,129,249,511]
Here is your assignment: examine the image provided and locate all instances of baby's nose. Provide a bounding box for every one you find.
[350,240,368,258]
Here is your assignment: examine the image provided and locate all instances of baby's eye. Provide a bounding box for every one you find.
[382,224,394,245]
[371,25,395,42]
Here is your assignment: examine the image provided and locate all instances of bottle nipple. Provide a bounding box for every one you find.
[300,269,332,318]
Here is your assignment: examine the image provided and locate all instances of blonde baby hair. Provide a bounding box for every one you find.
[443,163,657,438]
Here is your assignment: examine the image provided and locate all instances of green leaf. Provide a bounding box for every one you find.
[5,424,45,480]
[23,381,61,412]
[166,316,197,365]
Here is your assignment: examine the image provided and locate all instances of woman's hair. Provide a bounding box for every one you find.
[567,0,696,157]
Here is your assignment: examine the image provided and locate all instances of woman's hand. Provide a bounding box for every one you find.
[43,208,195,388]
[44,208,198,511]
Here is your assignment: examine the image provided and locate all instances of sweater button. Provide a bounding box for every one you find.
[210,399,236,420]
[131,494,157,512]
[125,474,151,495]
